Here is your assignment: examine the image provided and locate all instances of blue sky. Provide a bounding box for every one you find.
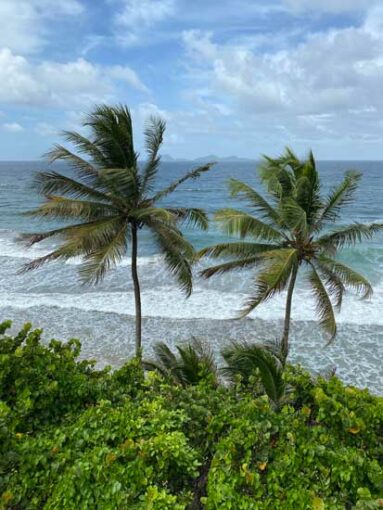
[1,0,383,160]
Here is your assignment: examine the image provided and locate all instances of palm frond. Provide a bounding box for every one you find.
[19,240,86,273]
[228,178,280,224]
[24,196,118,221]
[215,208,284,241]
[197,241,279,260]
[166,208,209,230]
[84,104,137,169]
[132,207,176,224]
[78,222,128,284]
[279,198,307,233]
[294,155,322,226]
[59,131,109,168]
[33,171,110,203]
[200,254,268,279]
[150,221,194,296]
[316,171,361,227]
[45,144,99,183]
[144,339,217,386]
[315,255,372,299]
[313,260,345,311]
[239,249,298,316]
[308,264,337,342]
[153,163,215,202]
[141,116,166,193]
[318,223,383,250]
[221,341,285,406]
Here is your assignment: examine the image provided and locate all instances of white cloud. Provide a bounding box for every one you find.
[108,66,150,93]
[0,49,149,108]
[182,11,383,121]
[0,0,84,54]
[2,123,24,133]
[113,0,175,45]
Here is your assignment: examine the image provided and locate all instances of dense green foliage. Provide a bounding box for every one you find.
[1,322,382,509]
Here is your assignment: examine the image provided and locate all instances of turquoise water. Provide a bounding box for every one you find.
[0,161,382,392]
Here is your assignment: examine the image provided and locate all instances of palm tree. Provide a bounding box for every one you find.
[20,105,214,358]
[199,148,383,359]
[221,340,286,408]
[143,338,218,386]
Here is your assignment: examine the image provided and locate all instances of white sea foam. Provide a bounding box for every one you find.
[1,282,383,326]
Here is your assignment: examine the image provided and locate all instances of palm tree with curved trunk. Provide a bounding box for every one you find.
[20,105,214,358]
[199,148,382,359]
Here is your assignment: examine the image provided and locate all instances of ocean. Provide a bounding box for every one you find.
[0,160,382,393]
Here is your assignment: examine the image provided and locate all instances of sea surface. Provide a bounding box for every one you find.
[0,160,382,393]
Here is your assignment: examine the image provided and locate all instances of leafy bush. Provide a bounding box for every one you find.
[1,323,382,509]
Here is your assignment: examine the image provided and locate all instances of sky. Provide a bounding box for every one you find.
[1,0,383,160]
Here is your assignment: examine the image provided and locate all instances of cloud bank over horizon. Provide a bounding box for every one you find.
[0,0,383,160]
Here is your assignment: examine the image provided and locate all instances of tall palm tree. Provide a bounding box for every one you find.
[199,148,382,359]
[20,105,214,357]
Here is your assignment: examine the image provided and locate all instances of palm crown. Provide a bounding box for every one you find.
[21,105,214,356]
[200,148,383,358]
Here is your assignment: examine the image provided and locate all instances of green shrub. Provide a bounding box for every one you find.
[1,323,382,509]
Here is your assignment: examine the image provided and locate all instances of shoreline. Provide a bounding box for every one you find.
[2,304,382,395]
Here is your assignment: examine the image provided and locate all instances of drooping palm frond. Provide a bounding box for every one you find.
[143,339,218,386]
[308,264,337,342]
[153,163,215,202]
[313,260,345,311]
[221,341,286,407]
[150,221,194,296]
[239,249,298,317]
[78,222,128,284]
[166,208,209,231]
[315,255,372,299]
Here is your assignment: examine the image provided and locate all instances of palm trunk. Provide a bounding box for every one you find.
[131,224,142,358]
[281,264,298,361]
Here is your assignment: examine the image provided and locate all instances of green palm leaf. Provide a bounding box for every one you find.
[150,221,194,296]
[228,178,280,224]
[215,208,284,241]
[317,171,361,227]
[315,256,372,299]
[141,116,166,193]
[318,223,383,250]
[239,249,298,316]
[153,163,215,202]
[221,341,286,406]
[308,264,337,342]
